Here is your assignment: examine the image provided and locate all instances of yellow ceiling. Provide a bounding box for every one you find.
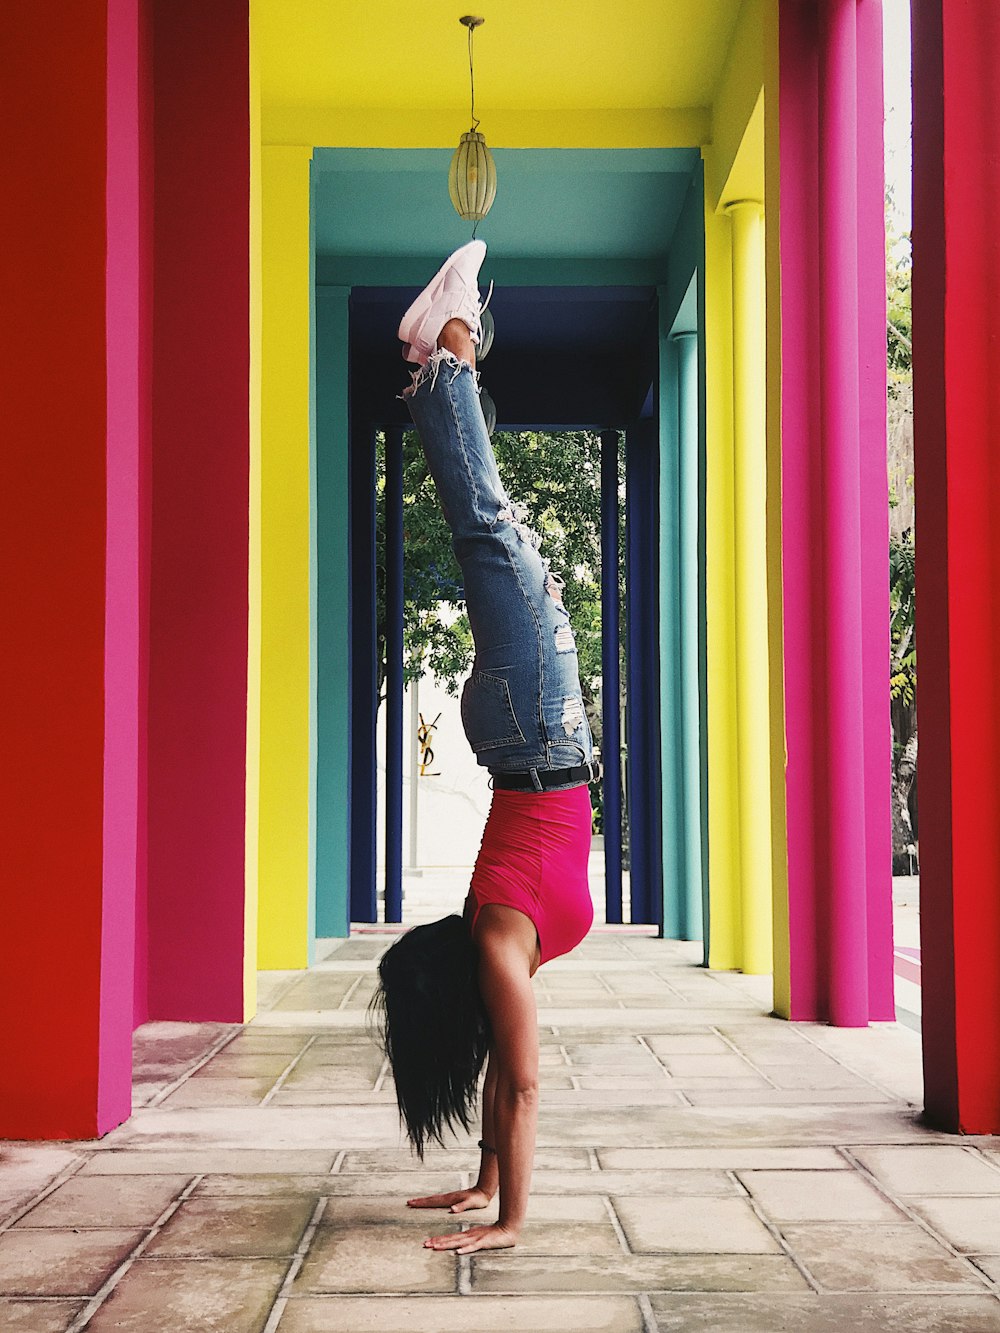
[253,0,743,118]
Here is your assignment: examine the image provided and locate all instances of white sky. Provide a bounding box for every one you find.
[883,0,912,241]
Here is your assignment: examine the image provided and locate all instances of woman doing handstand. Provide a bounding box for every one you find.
[370,239,600,1255]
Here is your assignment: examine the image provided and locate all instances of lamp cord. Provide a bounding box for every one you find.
[468,23,480,133]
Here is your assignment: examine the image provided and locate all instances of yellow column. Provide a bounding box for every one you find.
[703,201,742,967]
[726,199,773,974]
[258,144,314,968]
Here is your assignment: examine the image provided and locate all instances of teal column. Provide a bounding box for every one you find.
[657,310,684,939]
[674,330,705,946]
[315,284,351,937]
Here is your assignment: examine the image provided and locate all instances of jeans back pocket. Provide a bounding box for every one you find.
[460,671,526,752]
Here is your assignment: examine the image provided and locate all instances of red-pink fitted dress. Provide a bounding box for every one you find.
[469,784,594,965]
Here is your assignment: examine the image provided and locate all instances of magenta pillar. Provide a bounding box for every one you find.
[778,0,894,1024]
[144,0,252,1021]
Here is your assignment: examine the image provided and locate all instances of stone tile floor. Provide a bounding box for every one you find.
[2,934,1000,1331]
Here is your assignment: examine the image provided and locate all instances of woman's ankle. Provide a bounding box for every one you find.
[437,318,475,366]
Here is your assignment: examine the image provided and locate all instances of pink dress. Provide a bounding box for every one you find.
[469,784,594,965]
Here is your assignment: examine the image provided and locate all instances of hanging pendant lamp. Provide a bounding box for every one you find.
[449,16,497,227]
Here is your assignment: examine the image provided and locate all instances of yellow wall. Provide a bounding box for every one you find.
[258,144,314,969]
[249,0,789,987]
[264,107,710,151]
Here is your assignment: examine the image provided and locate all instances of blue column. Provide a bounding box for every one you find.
[626,421,663,927]
[349,421,377,923]
[658,299,707,947]
[601,428,623,924]
[383,427,404,923]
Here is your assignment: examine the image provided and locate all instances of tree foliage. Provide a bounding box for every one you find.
[886,191,912,393]
[889,528,915,707]
[375,429,622,727]
[885,193,916,723]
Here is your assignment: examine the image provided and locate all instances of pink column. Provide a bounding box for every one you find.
[102,0,150,1124]
[778,0,893,1024]
[144,0,252,1021]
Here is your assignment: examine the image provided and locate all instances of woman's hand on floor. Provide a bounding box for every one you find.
[423,1222,518,1253]
[406,1187,494,1213]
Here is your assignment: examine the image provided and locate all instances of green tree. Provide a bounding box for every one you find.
[886,210,912,393]
[886,191,917,870]
[375,429,624,834]
[376,429,620,715]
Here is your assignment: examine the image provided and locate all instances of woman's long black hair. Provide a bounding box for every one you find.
[368,913,491,1158]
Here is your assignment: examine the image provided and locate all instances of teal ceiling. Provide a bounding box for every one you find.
[312,147,700,271]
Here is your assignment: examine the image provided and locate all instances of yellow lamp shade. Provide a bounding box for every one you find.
[449,131,497,222]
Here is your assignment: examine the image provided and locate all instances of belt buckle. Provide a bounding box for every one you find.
[586,759,602,784]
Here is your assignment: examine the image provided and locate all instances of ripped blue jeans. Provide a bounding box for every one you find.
[403,349,595,790]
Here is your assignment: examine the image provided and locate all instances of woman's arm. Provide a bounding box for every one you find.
[476,1052,500,1197]
[423,907,538,1253]
[406,1052,498,1214]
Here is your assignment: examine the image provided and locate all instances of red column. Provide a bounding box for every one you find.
[0,1,146,1137]
[144,0,252,1021]
[913,0,1000,1133]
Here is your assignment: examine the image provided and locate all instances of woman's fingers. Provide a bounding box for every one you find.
[423,1224,517,1253]
[407,1187,492,1211]
[448,1194,485,1212]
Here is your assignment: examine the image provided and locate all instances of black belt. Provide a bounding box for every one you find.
[491,760,602,791]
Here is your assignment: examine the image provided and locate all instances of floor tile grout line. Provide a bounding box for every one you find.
[967,1256,1000,1299]
[961,1143,1000,1183]
[634,1033,694,1106]
[64,1172,205,1333]
[637,1290,658,1333]
[0,1152,95,1237]
[726,1169,825,1295]
[145,1027,250,1108]
[839,1146,1000,1295]
[336,975,364,1011]
[634,1034,680,1086]
[259,1035,320,1107]
[257,970,320,1016]
[261,1195,328,1333]
[709,1026,781,1089]
[587,1148,602,1172]
[601,1194,632,1255]
[792,1026,917,1103]
[372,1056,391,1094]
[457,1251,473,1294]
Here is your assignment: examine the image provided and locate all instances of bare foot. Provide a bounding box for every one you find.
[438,317,475,366]
[423,1222,518,1254]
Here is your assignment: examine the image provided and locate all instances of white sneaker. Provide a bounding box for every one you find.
[398,240,490,365]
